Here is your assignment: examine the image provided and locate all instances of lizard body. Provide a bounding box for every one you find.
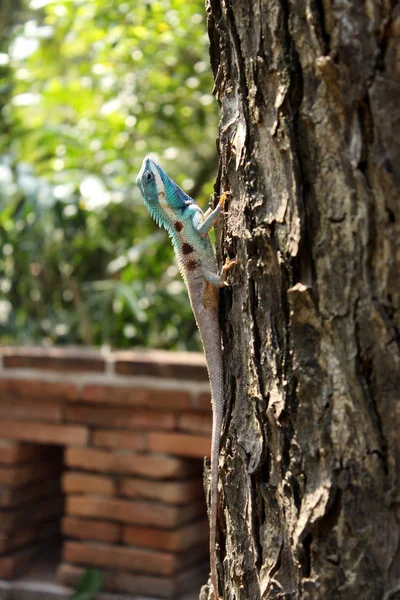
[136,156,236,599]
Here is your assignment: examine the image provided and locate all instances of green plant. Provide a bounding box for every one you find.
[71,568,103,600]
[0,0,218,349]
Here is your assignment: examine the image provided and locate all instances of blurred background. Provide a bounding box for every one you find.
[0,0,218,351]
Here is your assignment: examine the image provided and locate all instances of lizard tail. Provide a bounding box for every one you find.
[210,396,223,600]
[193,303,224,599]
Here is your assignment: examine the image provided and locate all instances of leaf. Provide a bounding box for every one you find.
[117,282,147,323]
[70,568,103,600]
[1,0,215,351]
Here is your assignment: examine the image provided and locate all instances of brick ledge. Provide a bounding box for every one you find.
[0,346,207,381]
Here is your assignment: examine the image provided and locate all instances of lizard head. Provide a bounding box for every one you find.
[136,156,194,228]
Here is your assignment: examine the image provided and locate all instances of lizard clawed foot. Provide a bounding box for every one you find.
[224,257,238,269]
[221,257,238,287]
[218,190,231,209]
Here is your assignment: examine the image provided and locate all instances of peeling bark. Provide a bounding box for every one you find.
[203,1,400,599]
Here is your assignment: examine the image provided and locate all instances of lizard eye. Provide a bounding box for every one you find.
[144,171,153,182]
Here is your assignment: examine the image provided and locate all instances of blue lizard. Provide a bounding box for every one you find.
[136,156,236,599]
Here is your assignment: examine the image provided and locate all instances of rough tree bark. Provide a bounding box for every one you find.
[203,1,399,599]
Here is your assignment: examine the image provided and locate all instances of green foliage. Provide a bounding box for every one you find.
[0,0,218,348]
[71,567,102,600]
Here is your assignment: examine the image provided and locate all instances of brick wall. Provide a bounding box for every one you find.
[0,347,212,598]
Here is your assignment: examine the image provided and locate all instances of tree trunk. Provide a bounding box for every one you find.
[204,1,400,599]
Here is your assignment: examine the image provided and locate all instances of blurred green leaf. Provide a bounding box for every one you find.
[0,0,216,350]
[71,568,103,600]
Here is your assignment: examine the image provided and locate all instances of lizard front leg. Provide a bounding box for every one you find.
[198,192,231,237]
[202,257,238,288]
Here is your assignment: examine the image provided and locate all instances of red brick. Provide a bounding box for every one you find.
[0,440,44,465]
[0,546,35,579]
[148,432,210,458]
[57,562,173,598]
[0,520,59,554]
[178,412,212,435]
[1,347,105,372]
[197,392,212,410]
[0,495,63,532]
[57,561,208,598]
[92,429,147,452]
[81,385,194,411]
[63,540,173,576]
[119,477,204,505]
[0,395,64,422]
[122,519,208,551]
[0,478,60,507]
[65,447,200,479]
[0,378,79,400]
[0,420,88,446]
[113,349,207,380]
[0,530,34,555]
[62,516,120,544]
[0,461,61,488]
[66,495,205,529]
[66,405,175,431]
[62,472,116,496]
[63,540,207,577]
